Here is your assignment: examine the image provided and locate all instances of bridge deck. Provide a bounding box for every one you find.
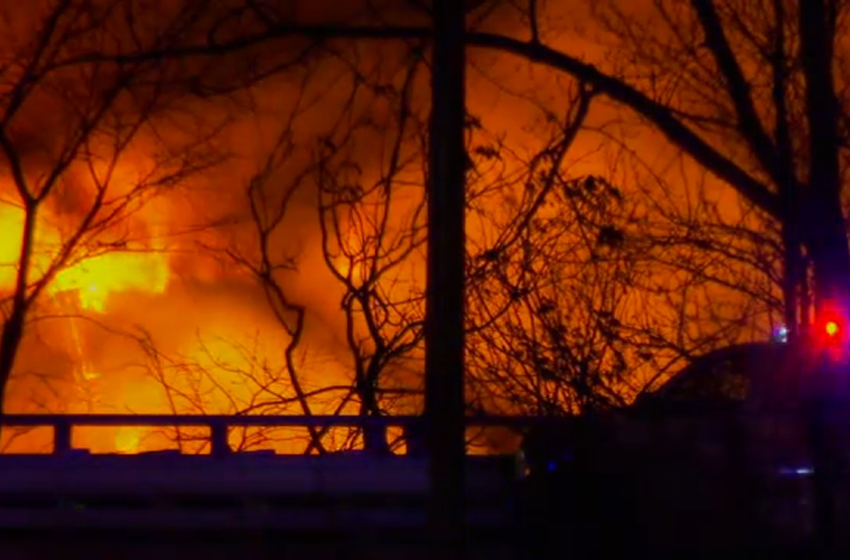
[0,453,517,531]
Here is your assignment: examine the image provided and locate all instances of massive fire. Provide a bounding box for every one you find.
[53,250,169,313]
[0,195,364,455]
[0,193,173,453]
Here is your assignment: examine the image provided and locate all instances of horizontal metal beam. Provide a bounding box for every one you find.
[0,414,548,428]
[0,414,552,456]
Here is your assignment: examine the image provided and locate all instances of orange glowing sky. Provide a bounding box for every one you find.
[0,0,786,454]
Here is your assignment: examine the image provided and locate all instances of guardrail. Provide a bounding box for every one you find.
[0,414,549,457]
[0,404,821,457]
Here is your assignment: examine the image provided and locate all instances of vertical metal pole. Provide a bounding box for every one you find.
[210,420,230,458]
[426,0,467,555]
[54,420,72,455]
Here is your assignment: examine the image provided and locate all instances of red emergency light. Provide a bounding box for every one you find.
[826,320,840,337]
[812,307,844,349]
[817,314,846,357]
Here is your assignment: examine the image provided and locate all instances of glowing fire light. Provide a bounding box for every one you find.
[0,204,170,312]
[336,224,366,281]
[114,427,141,454]
[1,197,171,454]
[52,251,169,312]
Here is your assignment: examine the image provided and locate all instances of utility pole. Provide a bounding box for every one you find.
[425,0,467,555]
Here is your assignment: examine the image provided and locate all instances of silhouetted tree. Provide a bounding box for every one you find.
[107,0,822,443]
[478,0,849,338]
[314,57,428,453]
[0,0,246,416]
[192,0,850,334]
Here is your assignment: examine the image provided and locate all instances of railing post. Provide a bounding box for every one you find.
[209,420,230,458]
[404,417,428,458]
[54,419,72,455]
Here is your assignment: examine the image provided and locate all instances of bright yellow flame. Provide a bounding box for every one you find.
[0,204,169,312]
[1,197,172,455]
[0,206,26,288]
[52,250,169,312]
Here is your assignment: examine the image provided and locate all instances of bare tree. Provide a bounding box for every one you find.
[459,75,794,421]
[0,0,245,415]
[202,46,431,453]
[179,0,850,333]
[466,171,639,416]
[468,0,849,335]
[0,0,333,423]
[130,328,356,454]
[314,55,429,453]
[56,0,805,448]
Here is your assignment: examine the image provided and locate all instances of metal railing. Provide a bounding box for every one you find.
[0,405,821,457]
[0,414,543,457]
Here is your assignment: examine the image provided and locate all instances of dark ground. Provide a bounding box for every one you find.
[0,528,519,559]
[0,525,821,560]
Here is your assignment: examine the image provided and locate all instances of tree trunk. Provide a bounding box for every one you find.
[799,0,850,315]
[359,382,390,455]
[781,224,802,337]
[0,202,37,420]
[0,304,26,417]
[806,203,850,315]
[801,257,813,336]
[799,4,850,556]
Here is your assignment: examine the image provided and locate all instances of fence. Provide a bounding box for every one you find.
[0,413,552,457]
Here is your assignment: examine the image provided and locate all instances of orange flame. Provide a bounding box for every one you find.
[1,194,172,454]
[0,204,170,312]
